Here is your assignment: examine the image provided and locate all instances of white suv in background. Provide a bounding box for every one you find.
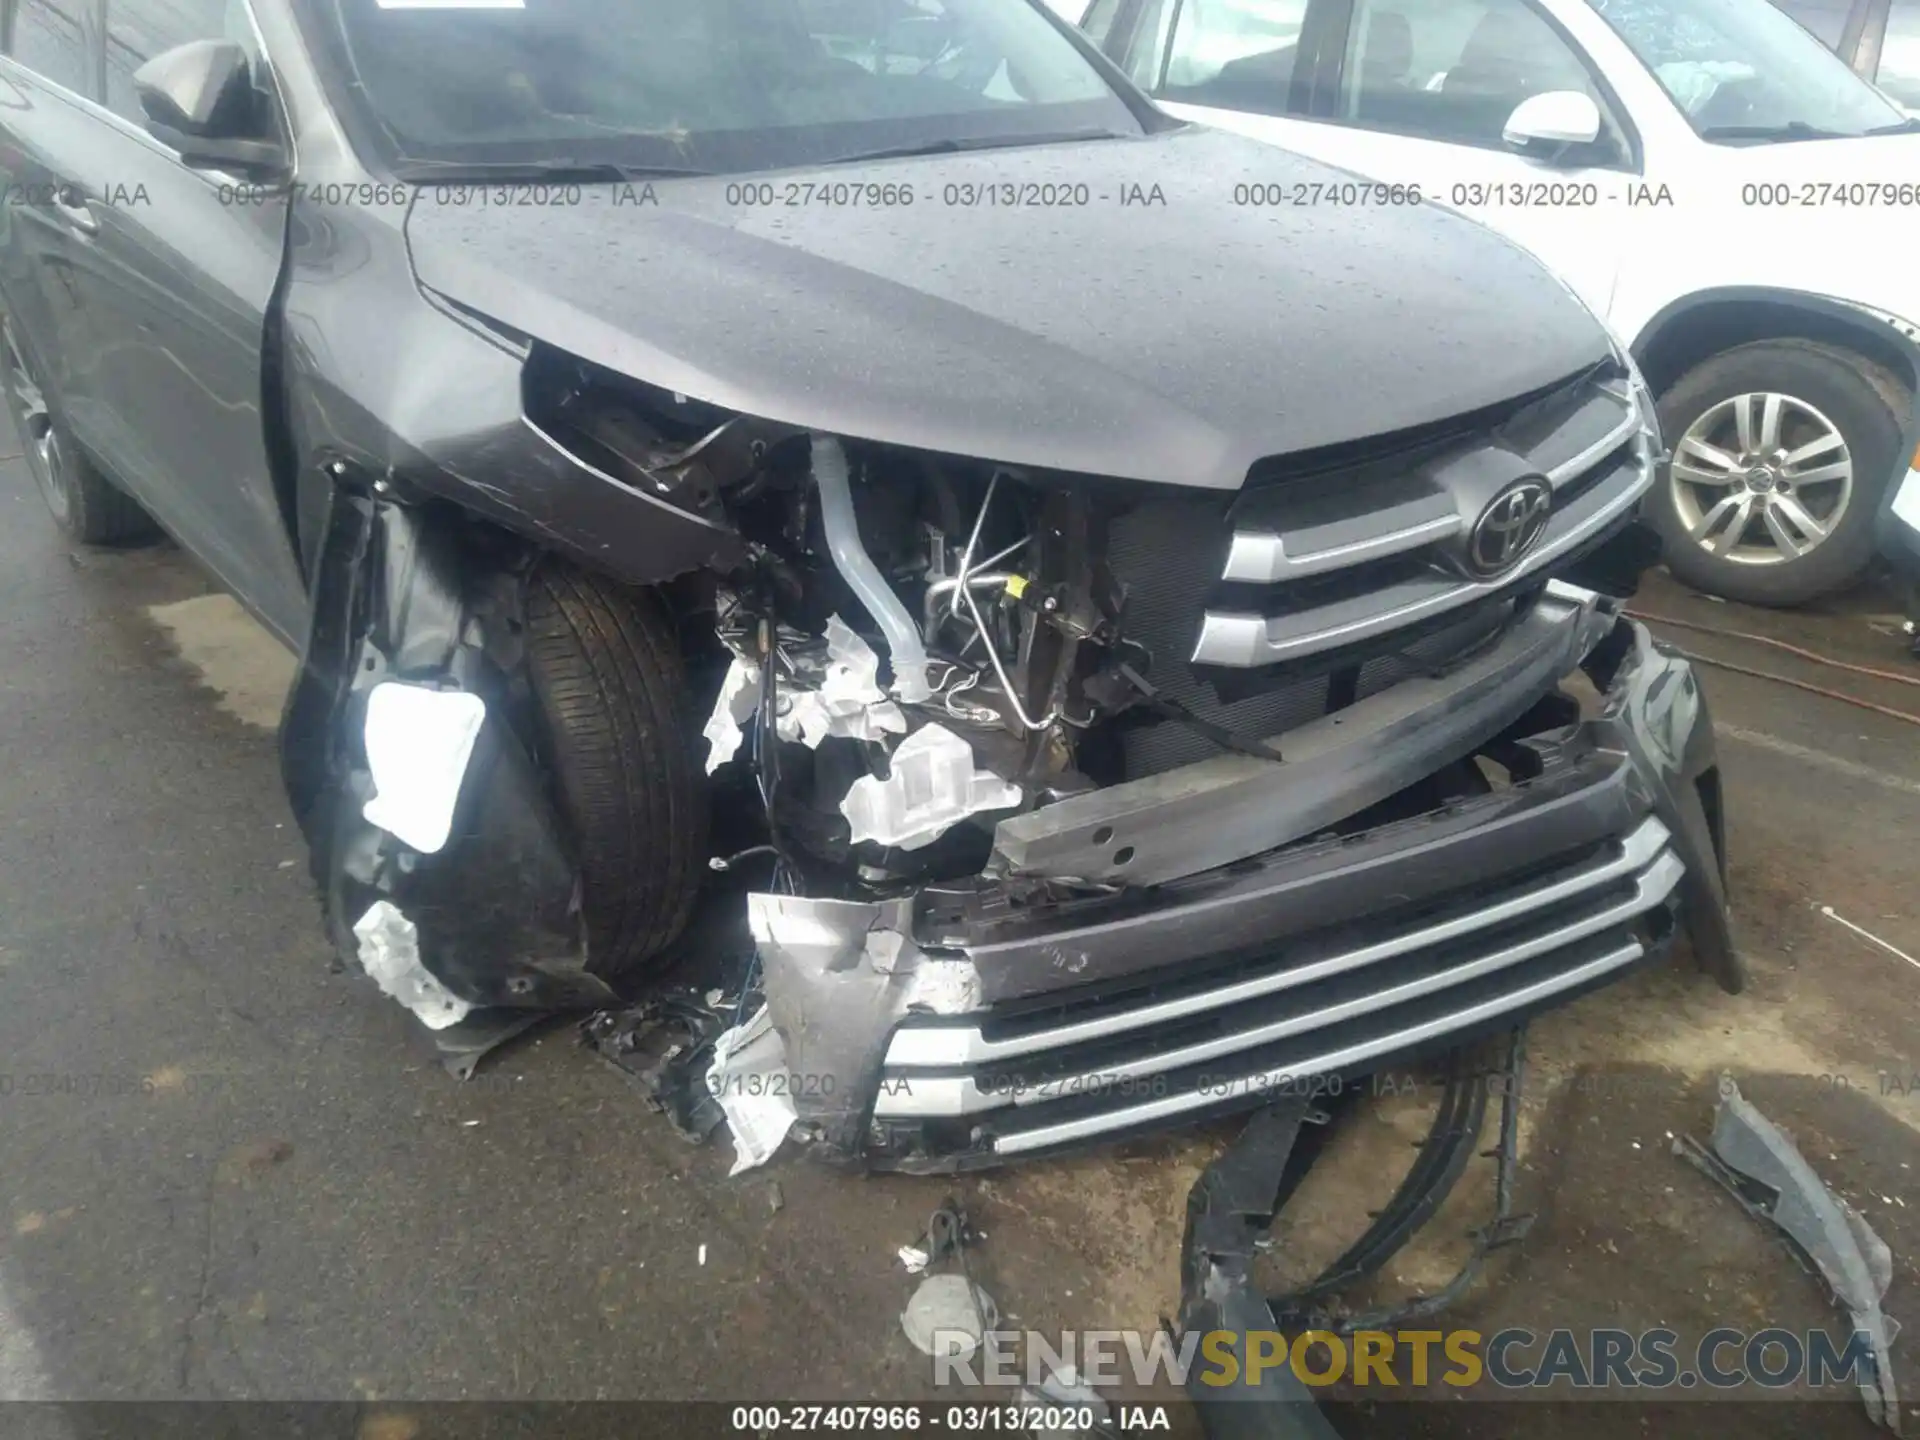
[1054,0,1920,605]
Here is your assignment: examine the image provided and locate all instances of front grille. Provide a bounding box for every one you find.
[1102,367,1653,685]
[1105,493,1326,777]
[876,815,1682,1155]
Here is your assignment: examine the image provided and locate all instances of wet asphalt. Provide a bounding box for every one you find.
[2,429,1920,1435]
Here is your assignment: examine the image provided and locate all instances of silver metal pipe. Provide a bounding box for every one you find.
[812,434,932,703]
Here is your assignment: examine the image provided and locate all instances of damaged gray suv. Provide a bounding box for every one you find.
[2,0,1735,1169]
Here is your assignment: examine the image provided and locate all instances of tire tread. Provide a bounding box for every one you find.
[522,559,705,977]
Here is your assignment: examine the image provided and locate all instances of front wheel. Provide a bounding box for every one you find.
[1,317,154,544]
[1646,339,1907,607]
[521,558,709,980]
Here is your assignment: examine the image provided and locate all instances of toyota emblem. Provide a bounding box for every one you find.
[1466,479,1553,579]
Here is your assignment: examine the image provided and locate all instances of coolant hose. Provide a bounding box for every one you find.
[811,433,933,703]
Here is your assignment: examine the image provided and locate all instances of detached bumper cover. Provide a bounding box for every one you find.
[759,606,1734,1169]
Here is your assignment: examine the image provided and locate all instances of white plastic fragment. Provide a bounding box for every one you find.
[351,901,473,1030]
[703,1004,799,1176]
[1023,1364,1113,1437]
[898,1245,931,1273]
[701,615,906,773]
[811,614,908,743]
[901,1274,998,1358]
[840,723,1023,850]
[702,655,762,773]
[360,682,487,853]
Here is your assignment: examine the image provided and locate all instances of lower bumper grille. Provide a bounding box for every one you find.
[876,814,1683,1155]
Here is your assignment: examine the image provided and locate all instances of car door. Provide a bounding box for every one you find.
[67,0,304,641]
[0,0,110,458]
[1108,0,1635,318]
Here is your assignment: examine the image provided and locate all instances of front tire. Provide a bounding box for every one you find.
[521,558,708,980]
[1,318,154,545]
[1647,340,1906,606]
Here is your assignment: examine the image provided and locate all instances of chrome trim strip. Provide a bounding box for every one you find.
[887,816,1669,1068]
[1546,409,1641,487]
[875,845,1681,1122]
[1222,513,1462,583]
[1217,402,1636,587]
[989,936,1648,1153]
[1192,425,1651,668]
[1003,849,1681,1108]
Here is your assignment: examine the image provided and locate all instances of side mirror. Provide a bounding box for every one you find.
[1502,90,1603,161]
[133,39,284,175]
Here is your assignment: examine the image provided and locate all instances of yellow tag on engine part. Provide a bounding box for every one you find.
[1004,575,1029,599]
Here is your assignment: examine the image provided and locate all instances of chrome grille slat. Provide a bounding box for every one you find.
[1223,508,1461,583]
[1009,849,1681,1106]
[892,815,1668,1068]
[1191,376,1652,668]
[991,934,1648,1155]
[873,819,1685,1143]
[1194,438,1649,667]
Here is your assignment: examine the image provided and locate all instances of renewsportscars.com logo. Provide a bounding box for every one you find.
[933,1326,1880,1393]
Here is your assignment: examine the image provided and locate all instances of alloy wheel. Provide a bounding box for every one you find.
[1668,390,1853,568]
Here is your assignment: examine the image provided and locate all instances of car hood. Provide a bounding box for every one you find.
[404,126,1611,491]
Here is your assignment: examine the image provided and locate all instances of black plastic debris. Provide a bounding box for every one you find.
[431,1009,554,1081]
[581,992,733,1143]
[1678,1074,1903,1434]
[1177,1031,1534,1438]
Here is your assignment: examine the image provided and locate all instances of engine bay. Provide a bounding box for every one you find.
[531,347,1235,902]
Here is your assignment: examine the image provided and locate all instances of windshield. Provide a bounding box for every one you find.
[1585,0,1908,139]
[298,0,1145,177]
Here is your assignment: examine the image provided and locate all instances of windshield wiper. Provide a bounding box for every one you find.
[390,159,712,183]
[1696,121,1854,142]
[816,128,1132,166]
[1865,116,1920,134]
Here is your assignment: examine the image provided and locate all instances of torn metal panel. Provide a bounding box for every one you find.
[750,892,980,1159]
[1680,1076,1902,1433]
[704,1004,800,1175]
[840,724,1023,851]
[282,487,614,1025]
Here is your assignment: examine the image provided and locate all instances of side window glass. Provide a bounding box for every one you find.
[1154,0,1314,111]
[1339,0,1615,152]
[9,0,95,96]
[1879,0,1920,105]
[104,0,240,128]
